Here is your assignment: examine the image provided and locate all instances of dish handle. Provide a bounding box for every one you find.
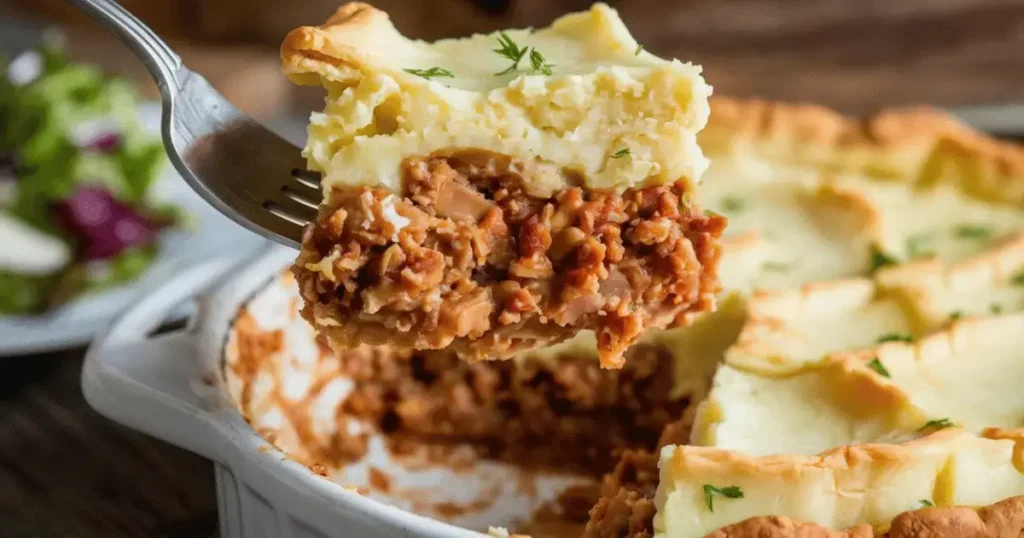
[82,257,238,461]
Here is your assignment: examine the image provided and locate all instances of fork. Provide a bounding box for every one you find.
[68,0,321,249]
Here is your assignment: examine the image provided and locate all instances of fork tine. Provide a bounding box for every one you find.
[262,204,308,244]
[263,200,313,226]
[291,168,322,183]
[281,185,319,209]
[266,190,318,219]
[288,174,323,196]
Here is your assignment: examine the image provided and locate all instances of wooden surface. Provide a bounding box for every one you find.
[0,349,217,538]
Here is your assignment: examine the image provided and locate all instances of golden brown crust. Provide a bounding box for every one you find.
[702,496,1024,538]
[279,2,390,84]
[923,134,1024,206]
[704,517,874,538]
[704,96,965,150]
[888,496,1024,538]
[663,427,1017,483]
[702,96,1024,199]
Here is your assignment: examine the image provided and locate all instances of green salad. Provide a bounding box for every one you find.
[0,41,179,314]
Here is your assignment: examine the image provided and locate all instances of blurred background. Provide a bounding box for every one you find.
[3,0,1023,118]
[0,1,1022,537]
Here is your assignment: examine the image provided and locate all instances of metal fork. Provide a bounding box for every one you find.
[68,0,321,249]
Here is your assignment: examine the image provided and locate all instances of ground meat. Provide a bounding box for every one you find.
[333,342,690,475]
[581,450,660,538]
[293,149,725,368]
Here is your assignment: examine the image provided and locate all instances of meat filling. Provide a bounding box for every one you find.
[294,149,725,368]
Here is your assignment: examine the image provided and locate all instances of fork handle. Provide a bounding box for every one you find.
[65,0,182,93]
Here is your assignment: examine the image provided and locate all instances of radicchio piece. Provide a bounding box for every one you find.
[89,133,122,153]
[52,186,162,260]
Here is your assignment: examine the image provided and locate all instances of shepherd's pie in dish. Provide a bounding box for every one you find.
[281,2,723,368]
[228,8,1024,534]
[228,94,1024,537]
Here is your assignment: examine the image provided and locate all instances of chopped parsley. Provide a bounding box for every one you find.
[635,43,645,55]
[403,67,454,80]
[905,233,935,260]
[918,499,935,508]
[611,148,631,159]
[991,303,1004,314]
[721,196,746,213]
[529,49,554,75]
[877,333,913,344]
[761,262,790,273]
[869,245,899,273]
[919,418,958,431]
[1012,270,1024,286]
[949,311,963,322]
[494,32,552,76]
[953,224,992,240]
[494,32,529,75]
[866,358,890,378]
[703,484,743,512]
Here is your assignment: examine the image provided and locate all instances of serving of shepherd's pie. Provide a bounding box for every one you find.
[282,3,723,368]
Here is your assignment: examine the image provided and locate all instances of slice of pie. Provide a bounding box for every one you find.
[280,2,723,368]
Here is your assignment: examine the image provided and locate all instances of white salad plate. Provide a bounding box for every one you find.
[0,103,269,356]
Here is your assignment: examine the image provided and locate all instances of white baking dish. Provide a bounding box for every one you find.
[82,246,518,538]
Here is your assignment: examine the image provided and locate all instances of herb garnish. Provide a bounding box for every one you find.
[494,32,529,75]
[703,484,743,512]
[1012,270,1024,286]
[918,499,935,508]
[762,262,789,273]
[611,148,631,159]
[529,49,554,75]
[494,33,553,76]
[991,303,1004,314]
[877,333,913,344]
[869,245,899,273]
[403,67,454,80]
[905,233,935,260]
[635,43,645,55]
[949,311,963,322]
[954,224,992,240]
[919,418,958,431]
[866,358,890,378]
[721,196,745,213]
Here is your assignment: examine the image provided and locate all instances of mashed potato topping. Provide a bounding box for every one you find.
[281,3,711,195]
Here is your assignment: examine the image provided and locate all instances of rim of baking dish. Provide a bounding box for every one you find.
[83,244,484,538]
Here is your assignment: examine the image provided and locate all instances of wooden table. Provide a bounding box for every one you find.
[0,349,217,538]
